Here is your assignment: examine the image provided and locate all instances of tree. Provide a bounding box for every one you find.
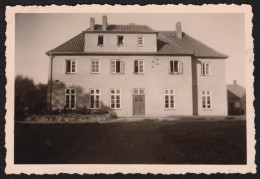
[15,75,47,120]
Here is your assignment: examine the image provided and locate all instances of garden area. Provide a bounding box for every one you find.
[15,118,246,164]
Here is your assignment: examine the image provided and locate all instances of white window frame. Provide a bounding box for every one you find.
[137,35,144,46]
[110,59,124,74]
[169,60,182,74]
[202,90,212,109]
[90,89,101,109]
[164,89,175,109]
[133,88,145,95]
[134,60,144,74]
[110,89,121,109]
[91,59,100,74]
[65,59,77,74]
[65,88,76,109]
[97,35,104,46]
[116,35,124,46]
[201,62,211,75]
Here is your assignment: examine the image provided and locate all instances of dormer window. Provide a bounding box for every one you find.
[98,35,104,46]
[117,35,124,46]
[137,36,144,46]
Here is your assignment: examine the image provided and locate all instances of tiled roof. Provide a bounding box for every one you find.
[88,24,154,32]
[227,84,246,99]
[46,27,228,58]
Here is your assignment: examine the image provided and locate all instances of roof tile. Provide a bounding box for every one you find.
[46,25,228,58]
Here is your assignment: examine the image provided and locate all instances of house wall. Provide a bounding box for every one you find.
[84,33,157,52]
[192,58,228,116]
[49,55,193,117]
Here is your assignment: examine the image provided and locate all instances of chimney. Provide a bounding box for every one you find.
[90,17,95,31]
[176,22,182,39]
[234,80,237,85]
[102,15,107,31]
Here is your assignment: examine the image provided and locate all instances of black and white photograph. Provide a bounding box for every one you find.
[5,5,255,174]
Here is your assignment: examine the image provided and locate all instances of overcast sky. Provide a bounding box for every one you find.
[15,13,245,86]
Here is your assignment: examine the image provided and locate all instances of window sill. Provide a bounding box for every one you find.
[164,108,176,110]
[133,72,145,75]
[110,108,122,110]
[65,72,77,74]
[169,72,182,75]
[97,44,103,47]
[91,72,100,74]
[110,73,124,75]
[90,108,101,110]
[202,108,212,110]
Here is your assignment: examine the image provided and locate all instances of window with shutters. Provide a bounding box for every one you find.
[91,60,100,73]
[137,36,144,46]
[164,89,175,109]
[110,89,121,109]
[65,60,76,73]
[97,35,104,46]
[110,59,124,74]
[202,90,211,109]
[65,88,76,109]
[117,35,124,46]
[169,60,182,74]
[134,60,144,74]
[90,89,101,109]
[201,62,211,75]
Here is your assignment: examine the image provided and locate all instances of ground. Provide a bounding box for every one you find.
[14,118,246,164]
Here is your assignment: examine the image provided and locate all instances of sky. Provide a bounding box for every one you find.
[15,13,245,86]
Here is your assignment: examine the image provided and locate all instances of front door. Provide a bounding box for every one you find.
[133,89,145,116]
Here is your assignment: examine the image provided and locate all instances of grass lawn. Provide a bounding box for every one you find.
[14,119,246,164]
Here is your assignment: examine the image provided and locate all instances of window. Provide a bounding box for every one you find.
[133,88,145,95]
[201,62,211,75]
[110,89,121,109]
[111,60,124,74]
[66,60,76,73]
[98,35,104,46]
[91,60,100,73]
[117,35,124,46]
[65,88,76,109]
[134,60,144,74]
[164,89,175,109]
[90,89,101,109]
[137,36,144,46]
[202,90,211,109]
[170,60,183,74]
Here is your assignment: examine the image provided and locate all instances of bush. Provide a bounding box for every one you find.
[15,75,47,121]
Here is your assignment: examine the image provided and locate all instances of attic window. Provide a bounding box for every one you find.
[98,35,104,46]
[137,36,144,46]
[117,36,124,46]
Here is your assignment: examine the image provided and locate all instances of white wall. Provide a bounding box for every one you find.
[84,33,157,52]
[50,55,193,117]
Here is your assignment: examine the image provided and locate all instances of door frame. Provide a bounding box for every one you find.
[132,88,145,116]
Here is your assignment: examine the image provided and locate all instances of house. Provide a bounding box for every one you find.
[227,80,246,115]
[46,15,228,117]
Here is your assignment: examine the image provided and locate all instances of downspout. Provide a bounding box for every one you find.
[48,54,54,110]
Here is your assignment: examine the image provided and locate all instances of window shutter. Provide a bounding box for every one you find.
[170,61,173,74]
[134,60,138,73]
[66,60,71,73]
[180,62,183,74]
[201,63,204,75]
[121,61,125,74]
[111,60,115,73]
